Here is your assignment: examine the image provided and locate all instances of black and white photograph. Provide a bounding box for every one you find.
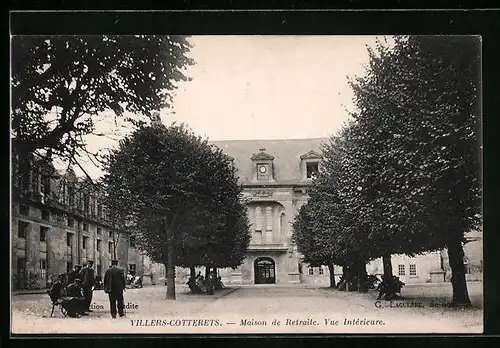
[10,34,483,334]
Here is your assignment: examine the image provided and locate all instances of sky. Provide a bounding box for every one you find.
[68,35,386,179]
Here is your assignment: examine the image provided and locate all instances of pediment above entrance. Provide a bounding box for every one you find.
[251,151,275,161]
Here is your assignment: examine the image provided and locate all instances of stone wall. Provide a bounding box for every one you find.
[11,199,131,289]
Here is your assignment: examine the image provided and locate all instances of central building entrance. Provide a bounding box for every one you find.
[254,257,276,284]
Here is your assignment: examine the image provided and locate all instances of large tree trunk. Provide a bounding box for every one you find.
[382,254,393,282]
[165,220,176,300]
[344,264,355,292]
[206,266,214,295]
[447,235,472,307]
[327,263,336,288]
[190,266,196,279]
[356,261,368,293]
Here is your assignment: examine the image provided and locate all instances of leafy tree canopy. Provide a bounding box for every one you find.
[103,123,250,269]
[11,35,194,167]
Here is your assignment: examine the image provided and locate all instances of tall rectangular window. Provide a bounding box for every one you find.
[40,259,47,280]
[90,197,96,215]
[67,217,74,228]
[66,233,73,247]
[97,204,103,219]
[306,162,319,179]
[32,169,40,193]
[108,241,113,254]
[266,206,273,231]
[83,193,90,214]
[398,264,405,276]
[66,261,73,273]
[17,257,26,274]
[67,184,75,206]
[130,235,136,247]
[96,239,101,252]
[97,227,102,235]
[409,264,417,276]
[308,267,314,276]
[82,236,88,249]
[41,173,50,195]
[83,223,89,232]
[60,182,66,204]
[18,221,28,239]
[40,226,49,242]
[255,207,263,231]
[318,267,324,275]
[254,230,262,244]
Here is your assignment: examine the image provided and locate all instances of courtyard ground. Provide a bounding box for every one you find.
[11,281,483,335]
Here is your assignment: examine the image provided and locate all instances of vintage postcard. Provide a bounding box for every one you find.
[10,34,483,335]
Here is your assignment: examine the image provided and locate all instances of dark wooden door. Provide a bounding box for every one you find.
[254,258,276,284]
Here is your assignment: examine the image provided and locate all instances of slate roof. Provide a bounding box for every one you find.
[210,138,328,185]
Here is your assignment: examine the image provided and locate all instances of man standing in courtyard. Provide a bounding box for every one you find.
[66,264,82,286]
[79,260,96,312]
[104,259,126,318]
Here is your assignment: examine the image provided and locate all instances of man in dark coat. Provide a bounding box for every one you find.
[66,265,82,286]
[79,260,96,312]
[66,278,88,317]
[48,274,67,301]
[104,259,126,318]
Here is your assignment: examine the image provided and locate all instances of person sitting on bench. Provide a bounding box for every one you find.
[47,274,68,316]
[215,276,226,290]
[196,276,207,294]
[65,278,88,317]
[48,274,66,299]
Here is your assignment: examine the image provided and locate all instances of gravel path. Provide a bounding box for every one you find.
[11,283,482,334]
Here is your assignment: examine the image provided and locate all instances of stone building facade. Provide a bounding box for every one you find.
[11,157,132,290]
[211,138,325,285]
[130,138,482,286]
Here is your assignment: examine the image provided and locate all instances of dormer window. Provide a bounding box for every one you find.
[306,162,319,179]
[300,150,322,181]
[251,149,275,182]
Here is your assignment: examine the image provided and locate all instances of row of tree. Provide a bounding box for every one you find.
[12,35,193,179]
[12,35,252,299]
[293,36,481,307]
[102,123,251,299]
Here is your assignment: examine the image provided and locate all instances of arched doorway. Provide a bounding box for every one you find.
[254,257,276,284]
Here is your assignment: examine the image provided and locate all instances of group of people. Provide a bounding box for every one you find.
[126,271,143,289]
[336,273,405,296]
[48,259,127,319]
[376,275,405,300]
[186,271,226,294]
